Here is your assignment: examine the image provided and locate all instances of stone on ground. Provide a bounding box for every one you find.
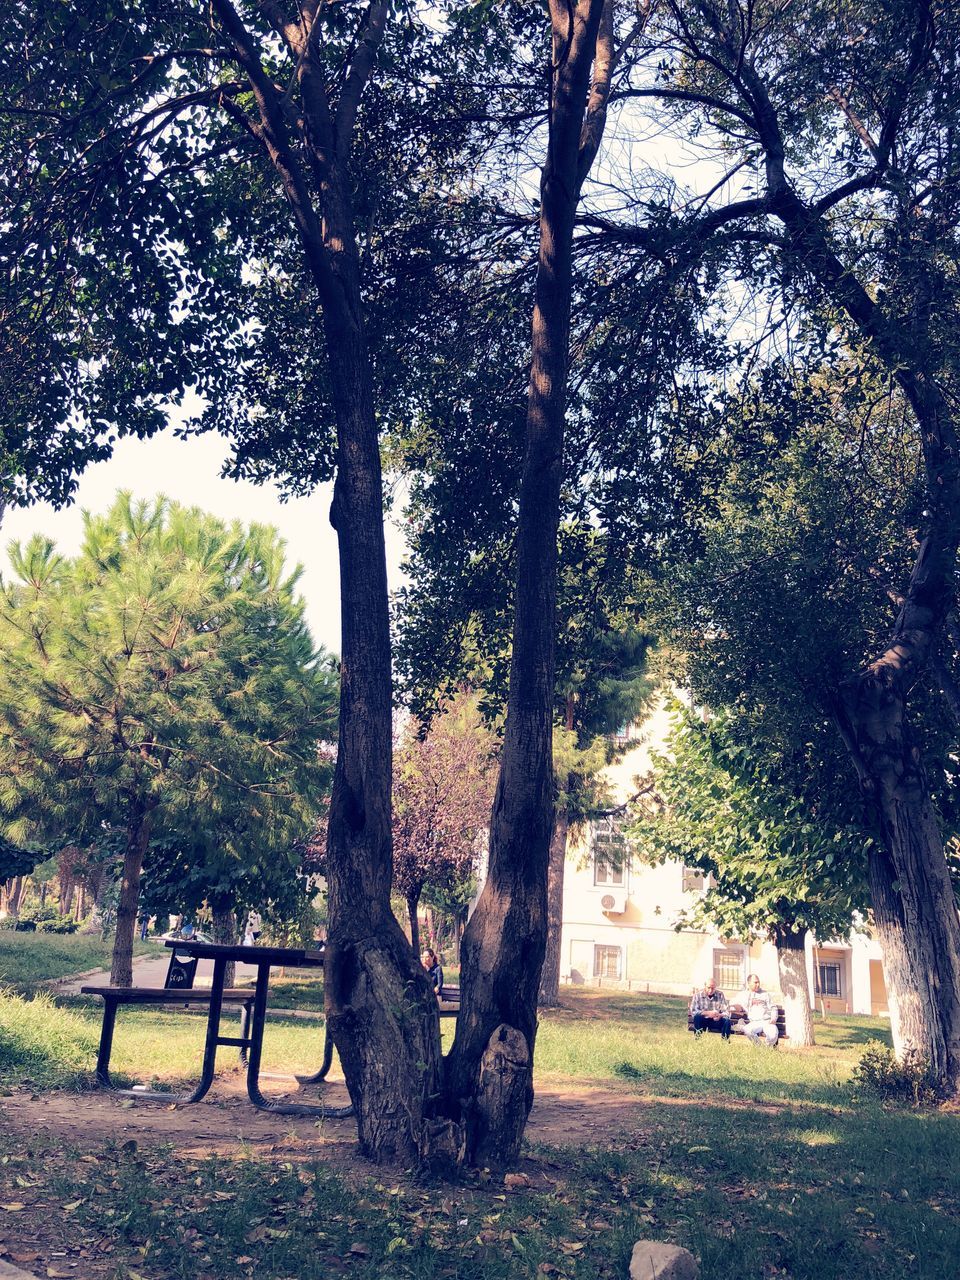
[629,1240,699,1280]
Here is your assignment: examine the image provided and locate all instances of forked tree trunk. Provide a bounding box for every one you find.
[539,806,570,1008]
[774,924,814,1047]
[110,807,155,986]
[444,0,613,1167]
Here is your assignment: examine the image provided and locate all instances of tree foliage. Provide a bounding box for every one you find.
[392,694,497,954]
[0,492,337,975]
[636,703,871,945]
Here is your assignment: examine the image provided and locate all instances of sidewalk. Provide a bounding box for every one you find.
[55,946,261,995]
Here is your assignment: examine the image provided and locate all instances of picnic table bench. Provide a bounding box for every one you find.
[82,940,352,1118]
[686,1000,788,1040]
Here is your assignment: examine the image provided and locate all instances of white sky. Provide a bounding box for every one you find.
[2,426,409,658]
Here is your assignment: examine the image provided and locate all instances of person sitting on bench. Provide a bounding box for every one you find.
[732,973,779,1047]
[691,977,732,1039]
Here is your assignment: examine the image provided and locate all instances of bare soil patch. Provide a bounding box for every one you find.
[1,1072,647,1162]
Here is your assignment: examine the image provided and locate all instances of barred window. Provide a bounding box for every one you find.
[594,945,622,980]
[816,961,842,997]
[713,948,744,991]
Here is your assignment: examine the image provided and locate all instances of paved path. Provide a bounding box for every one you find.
[56,945,262,995]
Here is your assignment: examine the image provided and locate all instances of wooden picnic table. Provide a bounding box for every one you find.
[83,940,352,1119]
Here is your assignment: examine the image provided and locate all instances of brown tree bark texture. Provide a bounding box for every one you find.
[110,810,154,987]
[212,903,238,989]
[731,19,960,1088]
[209,0,445,1162]
[445,0,611,1166]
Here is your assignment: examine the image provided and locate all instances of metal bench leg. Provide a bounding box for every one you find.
[295,1023,336,1084]
[94,998,119,1087]
[238,1000,253,1066]
[90,966,229,1105]
[245,969,353,1119]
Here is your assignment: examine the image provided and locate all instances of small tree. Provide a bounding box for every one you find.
[392,696,497,957]
[635,704,871,1046]
[0,493,337,982]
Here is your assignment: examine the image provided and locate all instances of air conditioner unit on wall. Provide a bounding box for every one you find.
[600,890,627,915]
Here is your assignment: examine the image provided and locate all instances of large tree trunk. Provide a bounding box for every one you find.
[839,684,960,1085]
[318,127,443,1165]
[539,805,570,1008]
[734,21,960,1091]
[774,924,814,1047]
[210,0,443,1162]
[444,0,612,1167]
[8,876,25,918]
[59,874,75,917]
[110,808,155,986]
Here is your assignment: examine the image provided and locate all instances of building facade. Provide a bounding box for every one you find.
[558,701,889,1017]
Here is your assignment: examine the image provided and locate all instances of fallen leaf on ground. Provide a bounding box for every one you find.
[504,1173,531,1189]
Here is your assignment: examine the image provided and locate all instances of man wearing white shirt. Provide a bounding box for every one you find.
[733,973,779,1047]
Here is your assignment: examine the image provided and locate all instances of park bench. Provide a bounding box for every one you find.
[687,1001,788,1041]
[439,983,460,1017]
[81,949,256,1102]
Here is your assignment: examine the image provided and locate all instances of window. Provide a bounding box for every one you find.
[681,865,705,892]
[713,948,744,991]
[594,944,622,980]
[592,815,631,886]
[816,962,842,997]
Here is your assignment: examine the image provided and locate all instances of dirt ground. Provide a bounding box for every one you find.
[0,1074,652,1278]
[1,1070,646,1162]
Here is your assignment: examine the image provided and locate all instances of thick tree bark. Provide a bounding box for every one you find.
[774,924,814,1048]
[444,0,612,1166]
[7,876,24,918]
[722,6,960,1089]
[211,0,444,1163]
[110,807,155,986]
[59,874,75,917]
[539,806,570,1008]
[838,686,960,1083]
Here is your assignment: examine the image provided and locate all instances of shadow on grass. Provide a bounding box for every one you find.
[612,1059,848,1107]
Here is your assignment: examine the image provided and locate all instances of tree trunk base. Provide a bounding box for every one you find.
[467,1024,532,1169]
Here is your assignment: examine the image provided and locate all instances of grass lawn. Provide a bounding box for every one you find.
[0,987,957,1280]
[0,930,153,993]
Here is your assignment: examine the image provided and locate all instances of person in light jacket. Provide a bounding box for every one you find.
[732,973,779,1047]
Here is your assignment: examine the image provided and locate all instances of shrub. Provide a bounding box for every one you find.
[850,1039,938,1107]
[20,905,79,934]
